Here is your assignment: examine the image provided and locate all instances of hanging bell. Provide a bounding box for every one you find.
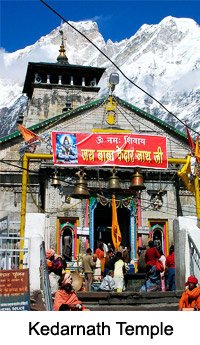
[130,170,146,191]
[71,170,90,199]
[51,172,61,187]
[108,168,121,191]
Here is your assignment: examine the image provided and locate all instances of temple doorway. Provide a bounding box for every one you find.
[94,202,130,250]
[149,221,168,255]
[62,227,73,261]
[59,222,74,261]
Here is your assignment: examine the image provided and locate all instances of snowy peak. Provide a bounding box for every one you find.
[159,16,199,30]
[1,16,200,137]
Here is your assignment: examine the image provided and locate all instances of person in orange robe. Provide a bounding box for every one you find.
[179,275,200,311]
[53,273,85,311]
[95,242,106,276]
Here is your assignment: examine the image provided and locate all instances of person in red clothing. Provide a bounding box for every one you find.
[138,241,160,292]
[145,240,161,271]
[165,244,176,291]
[142,240,161,291]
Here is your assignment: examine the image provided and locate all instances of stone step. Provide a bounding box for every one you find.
[83,302,179,311]
[77,290,183,311]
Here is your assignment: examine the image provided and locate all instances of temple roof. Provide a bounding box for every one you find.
[0,96,187,144]
[22,62,106,98]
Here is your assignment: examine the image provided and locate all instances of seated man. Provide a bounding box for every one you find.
[45,248,66,296]
[140,265,161,293]
[179,275,200,311]
[99,270,115,291]
[53,273,85,311]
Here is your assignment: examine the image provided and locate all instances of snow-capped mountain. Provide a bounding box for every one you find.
[1,16,200,138]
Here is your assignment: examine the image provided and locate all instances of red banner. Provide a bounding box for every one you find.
[51,132,168,169]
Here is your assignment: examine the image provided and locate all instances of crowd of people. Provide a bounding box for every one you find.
[45,240,200,311]
[81,243,131,293]
[138,240,176,293]
[45,242,133,311]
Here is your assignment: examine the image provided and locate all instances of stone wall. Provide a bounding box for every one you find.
[24,86,99,127]
[174,216,200,289]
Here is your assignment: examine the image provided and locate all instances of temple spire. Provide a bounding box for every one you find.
[57,30,69,65]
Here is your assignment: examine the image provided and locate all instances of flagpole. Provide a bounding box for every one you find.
[19,153,53,269]
[194,169,200,228]
[19,154,28,268]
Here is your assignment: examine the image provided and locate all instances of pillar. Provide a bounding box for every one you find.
[89,197,97,252]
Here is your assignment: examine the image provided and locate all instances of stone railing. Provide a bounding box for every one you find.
[188,234,200,279]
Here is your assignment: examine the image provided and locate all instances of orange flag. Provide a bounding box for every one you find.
[195,135,200,165]
[111,195,122,250]
[18,124,42,142]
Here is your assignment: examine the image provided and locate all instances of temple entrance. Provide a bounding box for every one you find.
[149,221,168,255]
[152,228,162,252]
[59,221,75,261]
[62,226,73,261]
[94,203,130,250]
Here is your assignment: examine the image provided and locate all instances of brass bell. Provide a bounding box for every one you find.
[71,170,90,199]
[108,168,121,191]
[51,172,61,187]
[130,169,146,191]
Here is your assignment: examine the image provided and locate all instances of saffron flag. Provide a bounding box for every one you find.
[18,124,42,142]
[195,135,200,165]
[185,124,195,152]
[111,195,122,250]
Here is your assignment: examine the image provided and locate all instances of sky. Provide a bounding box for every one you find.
[1,0,200,52]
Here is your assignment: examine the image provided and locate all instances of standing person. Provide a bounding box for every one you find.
[145,240,161,270]
[93,254,102,282]
[159,249,166,291]
[82,248,96,292]
[165,245,176,291]
[153,236,161,252]
[140,240,161,292]
[107,243,113,252]
[122,247,130,264]
[179,276,200,311]
[63,235,72,261]
[113,251,128,292]
[95,242,106,277]
[1,252,12,270]
[104,249,115,276]
[102,242,108,257]
[138,246,147,273]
